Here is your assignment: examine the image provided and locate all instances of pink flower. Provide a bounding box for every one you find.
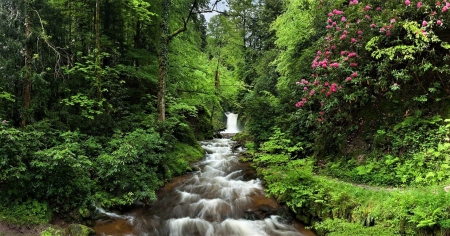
[421,30,428,37]
[304,87,308,90]
[332,22,337,26]
[341,16,347,21]
[336,26,341,31]
[309,90,315,96]
[330,62,339,68]
[348,52,357,57]
[346,77,352,81]
[386,30,391,36]
[317,51,322,55]
[380,27,386,32]
[333,9,344,15]
[357,30,363,35]
[365,14,371,20]
[390,18,396,23]
[352,72,358,77]
[328,12,334,17]
[351,38,356,43]
[443,6,449,12]
[371,23,376,28]
[365,5,371,10]
[422,21,428,27]
[331,45,336,50]
[350,63,358,67]
[405,0,410,6]
[341,51,346,55]
[437,20,443,26]
[296,81,301,85]
[324,82,329,87]
[437,1,441,6]
[326,25,332,29]
[344,57,349,61]
[417,2,422,8]
[376,7,381,11]
[1,120,6,124]
[357,19,361,23]
[327,18,333,23]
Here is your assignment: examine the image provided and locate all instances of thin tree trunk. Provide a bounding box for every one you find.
[157,0,203,123]
[95,0,101,101]
[157,0,171,122]
[22,2,32,127]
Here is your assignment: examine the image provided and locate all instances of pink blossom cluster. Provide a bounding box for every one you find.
[297,0,450,123]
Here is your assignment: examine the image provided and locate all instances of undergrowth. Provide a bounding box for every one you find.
[252,128,450,236]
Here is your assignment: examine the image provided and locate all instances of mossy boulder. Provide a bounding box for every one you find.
[67,224,95,236]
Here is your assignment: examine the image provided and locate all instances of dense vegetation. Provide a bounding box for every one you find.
[233,0,450,235]
[0,0,240,224]
[1,0,450,235]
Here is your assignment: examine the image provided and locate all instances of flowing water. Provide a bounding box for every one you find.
[94,113,314,236]
[222,112,239,133]
[93,138,315,236]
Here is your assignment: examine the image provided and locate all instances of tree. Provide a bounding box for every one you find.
[157,0,224,122]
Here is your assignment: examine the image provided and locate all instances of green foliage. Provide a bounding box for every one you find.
[314,218,399,236]
[0,126,45,191]
[40,226,65,236]
[253,129,313,209]
[243,91,281,148]
[95,128,165,207]
[0,199,51,225]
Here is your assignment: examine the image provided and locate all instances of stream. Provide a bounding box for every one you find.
[93,137,315,236]
[94,113,313,235]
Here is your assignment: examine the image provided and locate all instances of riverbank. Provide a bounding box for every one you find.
[245,150,450,235]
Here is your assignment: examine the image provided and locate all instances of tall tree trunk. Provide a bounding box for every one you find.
[95,0,102,101]
[157,0,171,122]
[22,1,32,127]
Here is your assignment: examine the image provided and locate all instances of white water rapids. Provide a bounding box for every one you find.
[94,138,310,235]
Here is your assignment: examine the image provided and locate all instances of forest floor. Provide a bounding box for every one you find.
[0,217,69,236]
[0,222,44,236]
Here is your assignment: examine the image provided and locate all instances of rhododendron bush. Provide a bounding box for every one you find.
[294,0,450,130]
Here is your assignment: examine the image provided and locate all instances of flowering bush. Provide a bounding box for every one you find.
[295,0,450,128]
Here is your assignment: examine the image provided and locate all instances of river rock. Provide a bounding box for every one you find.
[67,224,95,236]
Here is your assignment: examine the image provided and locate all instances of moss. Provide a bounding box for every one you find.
[67,224,95,236]
[41,226,66,236]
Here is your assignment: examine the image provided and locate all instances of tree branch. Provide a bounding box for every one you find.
[169,0,227,40]
[169,0,198,40]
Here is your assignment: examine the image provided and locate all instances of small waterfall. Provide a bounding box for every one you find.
[222,112,239,133]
